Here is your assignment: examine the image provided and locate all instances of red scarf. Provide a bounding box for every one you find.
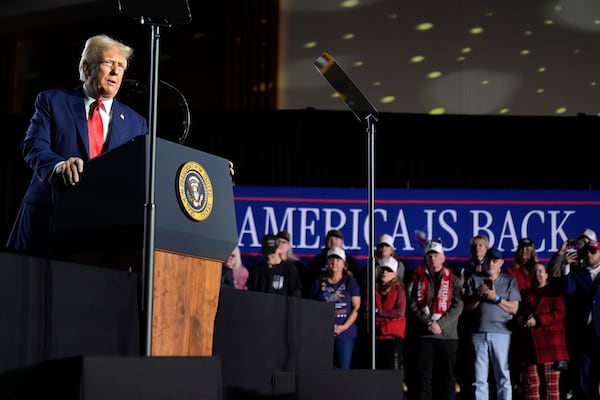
[414,265,453,316]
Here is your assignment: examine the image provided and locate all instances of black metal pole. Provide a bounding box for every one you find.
[141,22,161,357]
[365,114,377,370]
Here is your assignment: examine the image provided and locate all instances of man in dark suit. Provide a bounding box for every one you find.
[563,239,600,400]
[6,34,149,258]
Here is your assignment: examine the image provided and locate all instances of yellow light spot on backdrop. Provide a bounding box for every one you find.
[416,22,434,31]
[429,107,445,115]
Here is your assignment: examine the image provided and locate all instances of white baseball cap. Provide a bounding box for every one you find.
[377,234,395,249]
[578,228,597,242]
[425,240,444,255]
[379,256,398,273]
[327,246,346,261]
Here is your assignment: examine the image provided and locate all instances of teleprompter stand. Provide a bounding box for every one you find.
[314,52,379,370]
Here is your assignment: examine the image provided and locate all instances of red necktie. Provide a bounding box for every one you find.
[88,99,104,158]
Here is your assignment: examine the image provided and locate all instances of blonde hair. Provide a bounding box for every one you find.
[78,34,134,81]
[470,234,490,250]
[231,247,243,269]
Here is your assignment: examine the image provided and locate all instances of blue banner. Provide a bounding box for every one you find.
[233,186,600,270]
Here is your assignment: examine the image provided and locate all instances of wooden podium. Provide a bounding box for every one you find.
[52,135,238,357]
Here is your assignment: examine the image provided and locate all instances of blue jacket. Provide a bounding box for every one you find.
[6,86,148,256]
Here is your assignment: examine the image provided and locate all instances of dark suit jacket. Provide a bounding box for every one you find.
[6,85,149,257]
[564,266,600,341]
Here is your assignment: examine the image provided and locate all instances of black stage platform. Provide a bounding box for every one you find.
[0,252,404,399]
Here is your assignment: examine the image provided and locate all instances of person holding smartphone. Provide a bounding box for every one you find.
[463,248,522,400]
[562,239,600,400]
[547,228,596,278]
[545,228,597,398]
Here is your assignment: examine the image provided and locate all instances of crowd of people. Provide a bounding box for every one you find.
[234,228,600,400]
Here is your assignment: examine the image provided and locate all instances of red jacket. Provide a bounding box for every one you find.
[506,264,531,291]
[369,282,407,340]
[514,285,570,364]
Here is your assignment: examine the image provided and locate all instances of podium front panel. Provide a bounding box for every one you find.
[154,137,237,261]
[53,135,238,265]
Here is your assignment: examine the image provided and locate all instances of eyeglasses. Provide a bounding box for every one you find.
[584,246,598,255]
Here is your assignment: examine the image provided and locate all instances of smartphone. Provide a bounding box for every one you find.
[483,278,493,289]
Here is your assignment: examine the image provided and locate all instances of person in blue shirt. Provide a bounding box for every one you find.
[309,246,361,369]
[463,248,521,400]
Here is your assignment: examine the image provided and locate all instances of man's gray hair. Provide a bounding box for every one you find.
[78,34,133,82]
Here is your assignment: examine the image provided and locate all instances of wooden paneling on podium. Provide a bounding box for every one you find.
[52,135,238,356]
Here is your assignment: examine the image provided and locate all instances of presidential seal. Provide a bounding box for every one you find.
[176,161,214,221]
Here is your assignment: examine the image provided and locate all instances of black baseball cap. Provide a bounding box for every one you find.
[518,237,534,248]
[485,248,503,260]
[261,234,279,256]
[326,229,343,239]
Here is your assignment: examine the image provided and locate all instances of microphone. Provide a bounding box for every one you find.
[122,79,143,89]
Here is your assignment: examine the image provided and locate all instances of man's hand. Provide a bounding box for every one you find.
[428,321,442,335]
[58,157,84,186]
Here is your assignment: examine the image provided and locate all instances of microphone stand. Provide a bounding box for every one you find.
[140,19,166,357]
[120,79,192,145]
[158,80,192,145]
[365,113,377,370]
[117,0,192,359]
[313,52,379,369]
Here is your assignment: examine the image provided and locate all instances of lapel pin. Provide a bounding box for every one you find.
[120,114,125,120]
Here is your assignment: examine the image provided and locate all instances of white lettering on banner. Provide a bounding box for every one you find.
[498,210,519,250]
[350,208,362,250]
[389,209,412,249]
[549,210,575,250]
[371,209,412,250]
[471,210,493,244]
[239,206,260,247]
[264,206,294,235]
[323,207,348,247]
[237,205,584,258]
[424,209,459,251]
[299,208,320,248]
